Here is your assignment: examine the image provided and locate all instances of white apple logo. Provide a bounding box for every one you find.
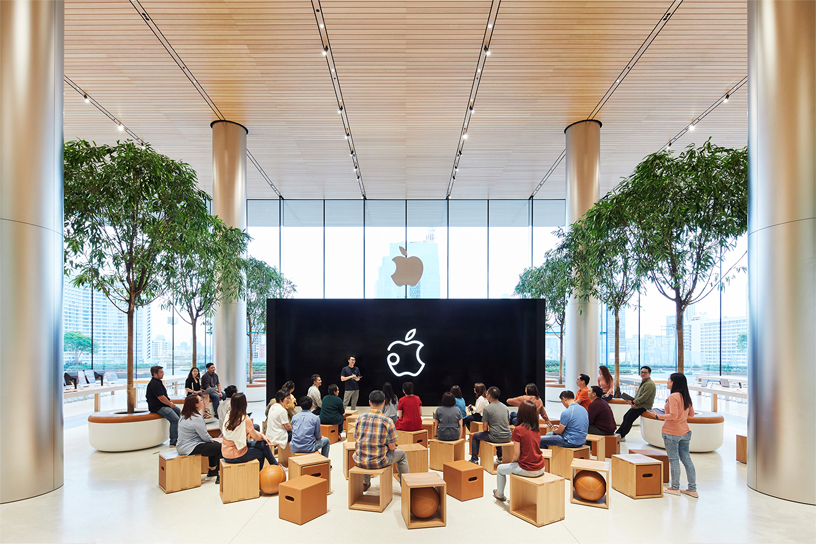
[387,329,426,378]
[391,246,423,287]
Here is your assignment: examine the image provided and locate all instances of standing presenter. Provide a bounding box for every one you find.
[341,356,362,410]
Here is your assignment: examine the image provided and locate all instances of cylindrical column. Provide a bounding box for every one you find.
[747,0,815,505]
[211,120,248,390]
[0,0,64,503]
[564,120,601,388]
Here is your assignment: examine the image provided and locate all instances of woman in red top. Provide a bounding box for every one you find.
[493,400,548,501]
[395,381,423,431]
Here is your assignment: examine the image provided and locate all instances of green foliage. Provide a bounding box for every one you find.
[64,139,210,411]
[736,333,747,353]
[64,330,99,366]
[164,215,250,368]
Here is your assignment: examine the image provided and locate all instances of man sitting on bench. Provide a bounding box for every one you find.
[146,365,182,447]
[587,386,616,436]
[539,390,588,449]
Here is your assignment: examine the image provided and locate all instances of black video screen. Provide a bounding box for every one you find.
[266,299,546,406]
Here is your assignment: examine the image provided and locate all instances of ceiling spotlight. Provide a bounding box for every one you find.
[350,150,354,156]
[488,23,493,29]
[484,46,491,56]
[338,107,343,114]
[723,93,730,103]
[455,167,458,172]
[83,94,89,103]
[322,46,328,56]
[667,141,672,149]
[616,79,620,83]
[344,134,348,140]
[457,150,462,156]
[477,67,482,74]
[688,122,696,131]
[462,133,468,139]
[117,123,124,132]
[319,23,324,29]
[331,68,335,73]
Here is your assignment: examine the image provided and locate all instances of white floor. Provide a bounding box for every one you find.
[1,397,814,544]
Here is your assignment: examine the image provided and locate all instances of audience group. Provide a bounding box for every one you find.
[148,359,696,497]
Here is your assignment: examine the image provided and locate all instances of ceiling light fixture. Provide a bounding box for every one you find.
[484,46,491,56]
[488,23,493,29]
[319,23,324,29]
[83,93,89,103]
[118,123,124,131]
[688,122,696,131]
[723,93,730,103]
[322,46,328,56]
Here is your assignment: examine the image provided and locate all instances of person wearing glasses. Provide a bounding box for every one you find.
[616,366,656,441]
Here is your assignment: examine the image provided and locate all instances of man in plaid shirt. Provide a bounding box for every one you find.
[353,390,409,487]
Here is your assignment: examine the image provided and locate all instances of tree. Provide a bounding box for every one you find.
[562,201,642,396]
[165,214,250,369]
[614,139,748,373]
[515,249,570,383]
[64,140,210,413]
[64,331,99,367]
[245,257,295,382]
[736,333,747,353]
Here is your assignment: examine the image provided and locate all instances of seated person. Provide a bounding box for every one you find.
[395,381,423,431]
[145,365,181,446]
[282,380,297,420]
[353,390,409,488]
[184,367,202,397]
[540,390,589,449]
[220,385,259,433]
[470,386,512,463]
[434,392,463,441]
[265,389,293,450]
[201,363,226,417]
[382,382,399,422]
[177,395,223,483]
[616,366,656,441]
[575,374,591,409]
[493,400,548,502]
[450,385,467,418]
[320,384,346,434]
[222,393,277,469]
[507,383,551,426]
[290,397,331,458]
[307,374,322,416]
[463,382,489,429]
[598,366,615,401]
[587,386,616,436]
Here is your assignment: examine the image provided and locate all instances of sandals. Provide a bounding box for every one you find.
[492,489,507,502]
[681,489,699,498]
[664,487,681,495]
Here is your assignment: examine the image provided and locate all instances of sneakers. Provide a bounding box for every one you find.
[469,456,479,463]
[362,482,371,493]
[215,474,220,485]
[620,436,626,442]
[206,468,218,478]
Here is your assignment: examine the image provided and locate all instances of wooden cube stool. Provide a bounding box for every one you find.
[348,466,393,512]
[509,472,565,527]
[394,443,428,480]
[219,459,260,504]
[279,475,328,525]
[628,448,670,483]
[736,434,747,464]
[570,459,610,509]
[159,452,201,493]
[321,424,340,444]
[422,419,436,440]
[587,434,620,459]
[277,443,293,468]
[397,429,428,447]
[288,453,331,494]
[550,445,591,480]
[401,472,447,529]
[611,454,663,499]
[468,422,484,454]
[429,439,465,471]
[345,416,359,441]
[201,454,211,475]
[343,441,356,480]
[342,410,358,431]
[540,449,552,473]
[479,441,513,475]
[442,460,483,502]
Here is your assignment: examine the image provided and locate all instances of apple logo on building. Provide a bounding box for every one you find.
[386,329,426,377]
[391,246,423,287]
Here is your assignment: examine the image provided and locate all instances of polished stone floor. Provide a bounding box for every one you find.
[1,396,813,544]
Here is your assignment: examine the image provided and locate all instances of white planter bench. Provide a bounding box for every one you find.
[608,399,639,427]
[545,383,567,402]
[640,411,725,453]
[245,383,266,403]
[88,410,169,452]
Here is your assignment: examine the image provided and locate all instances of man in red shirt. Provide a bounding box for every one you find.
[586,386,616,435]
[575,374,591,409]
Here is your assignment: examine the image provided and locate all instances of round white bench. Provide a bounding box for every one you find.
[545,383,567,402]
[640,411,725,452]
[245,383,266,403]
[88,410,169,452]
[608,398,639,427]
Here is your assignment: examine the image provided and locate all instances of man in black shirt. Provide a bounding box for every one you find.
[201,363,226,417]
[146,365,182,446]
[340,356,361,410]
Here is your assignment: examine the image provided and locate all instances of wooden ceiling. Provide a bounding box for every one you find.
[63,0,748,200]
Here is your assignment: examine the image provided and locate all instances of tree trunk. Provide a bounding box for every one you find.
[676,301,685,374]
[558,331,564,384]
[614,307,621,397]
[191,315,197,369]
[126,304,136,413]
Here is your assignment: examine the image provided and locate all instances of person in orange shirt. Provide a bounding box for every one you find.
[575,374,591,409]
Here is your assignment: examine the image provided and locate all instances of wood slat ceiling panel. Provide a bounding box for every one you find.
[322,0,493,199]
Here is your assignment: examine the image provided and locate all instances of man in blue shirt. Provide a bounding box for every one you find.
[290,396,331,458]
[540,390,589,449]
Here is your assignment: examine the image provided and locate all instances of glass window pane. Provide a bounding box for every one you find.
[449,200,487,298]
[533,199,565,265]
[407,201,447,298]
[719,235,748,377]
[638,281,682,375]
[247,199,280,270]
[326,200,364,298]
[282,200,324,298]
[489,200,531,298]
[365,201,406,298]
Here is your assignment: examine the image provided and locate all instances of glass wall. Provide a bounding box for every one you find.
[449,200,488,298]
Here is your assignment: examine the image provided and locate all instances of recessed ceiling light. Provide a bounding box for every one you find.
[319,23,324,29]
[477,68,482,74]
[118,124,124,131]
[488,23,492,29]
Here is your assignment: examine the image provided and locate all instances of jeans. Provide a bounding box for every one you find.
[191,441,222,470]
[495,462,547,499]
[204,387,225,415]
[224,440,278,470]
[156,405,181,444]
[463,413,482,431]
[663,432,696,491]
[343,390,359,410]
[509,412,518,425]
[470,431,504,461]
[616,407,646,438]
[539,434,583,449]
[292,436,330,457]
[363,448,409,485]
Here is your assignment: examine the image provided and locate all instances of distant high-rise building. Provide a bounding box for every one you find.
[375,232,440,298]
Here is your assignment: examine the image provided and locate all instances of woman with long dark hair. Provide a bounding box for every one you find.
[177,395,222,482]
[507,383,551,426]
[382,382,398,422]
[185,367,201,396]
[598,366,615,400]
[463,382,488,429]
[450,385,467,418]
[493,400,547,501]
[222,393,278,469]
[651,373,697,497]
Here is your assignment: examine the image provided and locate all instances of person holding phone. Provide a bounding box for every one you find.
[341,356,362,410]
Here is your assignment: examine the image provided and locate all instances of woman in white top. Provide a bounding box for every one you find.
[463,382,488,429]
[222,393,277,469]
[264,389,293,448]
